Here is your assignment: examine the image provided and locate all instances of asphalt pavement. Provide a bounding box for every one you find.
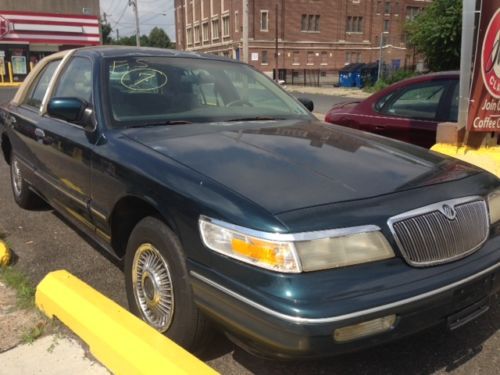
[1,88,499,374]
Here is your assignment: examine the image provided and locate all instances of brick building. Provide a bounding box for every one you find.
[175,0,431,81]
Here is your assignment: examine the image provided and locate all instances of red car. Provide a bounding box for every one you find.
[325,71,459,149]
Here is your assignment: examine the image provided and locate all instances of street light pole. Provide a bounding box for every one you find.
[129,0,141,47]
[242,0,249,62]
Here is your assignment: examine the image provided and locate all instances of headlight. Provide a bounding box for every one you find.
[295,231,394,272]
[488,190,500,224]
[199,217,394,273]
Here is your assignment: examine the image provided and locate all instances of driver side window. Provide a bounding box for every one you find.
[53,57,93,104]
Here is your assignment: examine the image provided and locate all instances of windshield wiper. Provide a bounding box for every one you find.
[129,120,193,128]
[225,116,282,122]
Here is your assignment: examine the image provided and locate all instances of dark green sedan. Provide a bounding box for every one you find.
[1,46,499,359]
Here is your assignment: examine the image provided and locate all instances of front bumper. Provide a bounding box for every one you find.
[189,250,500,359]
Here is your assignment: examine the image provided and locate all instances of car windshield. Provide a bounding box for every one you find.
[105,56,312,127]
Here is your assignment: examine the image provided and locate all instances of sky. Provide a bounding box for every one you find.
[100,0,176,40]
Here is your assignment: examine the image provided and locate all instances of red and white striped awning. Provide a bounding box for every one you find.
[0,11,101,46]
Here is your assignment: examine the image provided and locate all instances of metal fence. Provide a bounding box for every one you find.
[273,69,340,87]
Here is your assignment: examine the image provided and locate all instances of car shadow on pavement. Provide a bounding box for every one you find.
[207,302,499,374]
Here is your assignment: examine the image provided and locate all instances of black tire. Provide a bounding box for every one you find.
[124,216,211,350]
[10,152,41,209]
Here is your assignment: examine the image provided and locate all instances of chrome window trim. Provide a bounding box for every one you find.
[387,196,489,267]
[199,215,380,242]
[190,261,500,325]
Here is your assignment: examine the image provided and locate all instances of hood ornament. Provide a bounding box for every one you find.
[440,204,457,220]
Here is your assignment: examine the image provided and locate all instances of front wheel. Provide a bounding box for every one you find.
[124,216,211,350]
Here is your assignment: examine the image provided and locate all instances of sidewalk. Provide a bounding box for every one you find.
[285,85,371,98]
[0,280,109,374]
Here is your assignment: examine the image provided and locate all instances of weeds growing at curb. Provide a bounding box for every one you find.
[22,321,46,344]
[0,266,36,309]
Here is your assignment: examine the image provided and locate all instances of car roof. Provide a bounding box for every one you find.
[73,45,239,63]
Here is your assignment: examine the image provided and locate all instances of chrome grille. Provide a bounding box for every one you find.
[389,198,489,267]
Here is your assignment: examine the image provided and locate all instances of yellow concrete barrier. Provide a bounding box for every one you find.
[0,240,11,266]
[35,270,218,375]
[431,144,500,178]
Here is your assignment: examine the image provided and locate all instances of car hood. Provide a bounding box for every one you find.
[122,119,481,214]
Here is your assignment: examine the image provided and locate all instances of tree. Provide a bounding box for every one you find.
[114,28,172,48]
[406,0,462,71]
[148,27,172,48]
[100,19,113,45]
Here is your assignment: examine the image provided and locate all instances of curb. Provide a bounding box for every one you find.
[0,240,11,266]
[35,270,218,375]
[431,144,500,178]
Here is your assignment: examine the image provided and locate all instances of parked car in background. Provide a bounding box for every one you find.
[1,50,499,359]
[325,72,459,149]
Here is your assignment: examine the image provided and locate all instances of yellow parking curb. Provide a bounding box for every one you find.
[431,144,500,178]
[35,270,218,375]
[0,240,11,267]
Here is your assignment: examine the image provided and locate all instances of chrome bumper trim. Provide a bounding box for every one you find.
[190,261,500,325]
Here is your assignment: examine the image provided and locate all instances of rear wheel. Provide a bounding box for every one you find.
[124,216,211,350]
[10,153,41,209]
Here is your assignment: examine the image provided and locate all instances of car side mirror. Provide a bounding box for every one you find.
[298,97,314,112]
[47,97,96,132]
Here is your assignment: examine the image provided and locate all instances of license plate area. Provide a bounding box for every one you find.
[447,297,490,330]
[452,274,494,311]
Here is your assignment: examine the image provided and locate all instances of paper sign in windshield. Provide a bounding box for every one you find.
[121,68,168,91]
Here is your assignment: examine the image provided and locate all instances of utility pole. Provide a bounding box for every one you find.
[129,0,141,47]
[242,0,249,62]
[274,3,278,81]
[116,29,120,40]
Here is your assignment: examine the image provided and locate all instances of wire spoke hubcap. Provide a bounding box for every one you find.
[12,158,23,196]
[132,243,174,332]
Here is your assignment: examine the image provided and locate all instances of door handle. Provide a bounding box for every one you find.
[374,126,384,131]
[34,128,46,139]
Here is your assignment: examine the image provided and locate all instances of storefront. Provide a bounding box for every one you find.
[0,10,100,83]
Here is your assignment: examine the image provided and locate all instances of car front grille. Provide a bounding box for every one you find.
[389,197,489,267]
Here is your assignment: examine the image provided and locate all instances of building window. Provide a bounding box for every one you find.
[187,27,193,46]
[301,14,320,32]
[292,51,300,65]
[261,11,269,31]
[406,6,421,20]
[222,15,230,37]
[346,16,363,32]
[346,51,361,63]
[384,19,390,32]
[377,1,382,14]
[235,11,239,32]
[384,2,391,14]
[194,25,200,43]
[394,2,399,14]
[212,18,219,40]
[307,51,314,65]
[261,51,269,64]
[320,51,328,65]
[202,22,209,41]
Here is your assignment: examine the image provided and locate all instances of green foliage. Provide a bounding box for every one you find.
[363,70,417,93]
[100,19,113,45]
[148,27,172,48]
[406,0,462,71]
[114,27,172,49]
[22,322,45,344]
[0,266,36,309]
